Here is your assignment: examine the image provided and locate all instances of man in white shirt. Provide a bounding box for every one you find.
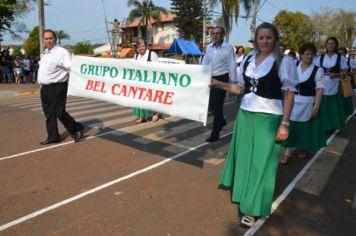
[202,26,237,142]
[38,29,84,145]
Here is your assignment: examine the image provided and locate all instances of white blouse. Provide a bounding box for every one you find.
[234,54,245,84]
[290,65,324,122]
[314,53,348,95]
[135,49,159,62]
[238,54,298,115]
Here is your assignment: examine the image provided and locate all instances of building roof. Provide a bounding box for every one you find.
[119,48,136,58]
[149,43,171,50]
[122,13,176,29]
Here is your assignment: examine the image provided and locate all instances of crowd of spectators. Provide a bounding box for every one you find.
[0,49,39,84]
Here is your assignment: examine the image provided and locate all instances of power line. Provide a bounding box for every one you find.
[209,10,251,18]
[67,28,106,34]
[258,0,267,13]
[266,0,282,12]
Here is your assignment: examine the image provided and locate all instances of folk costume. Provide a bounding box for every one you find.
[314,53,348,131]
[219,54,297,217]
[132,49,158,120]
[343,56,355,117]
[283,64,326,151]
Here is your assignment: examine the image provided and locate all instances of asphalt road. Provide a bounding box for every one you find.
[0,84,355,236]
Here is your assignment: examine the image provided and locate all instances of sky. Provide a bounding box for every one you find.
[2,0,355,47]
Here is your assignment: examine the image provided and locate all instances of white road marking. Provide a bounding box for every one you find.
[18,97,87,108]
[244,111,355,236]
[134,118,212,144]
[70,105,120,116]
[0,133,232,232]
[0,116,178,161]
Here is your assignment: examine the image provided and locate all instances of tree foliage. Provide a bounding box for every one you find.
[0,0,36,38]
[127,0,167,43]
[310,8,356,50]
[55,30,70,45]
[72,41,93,54]
[23,26,39,56]
[273,8,356,52]
[209,0,253,40]
[273,10,313,51]
[11,48,23,58]
[171,0,205,43]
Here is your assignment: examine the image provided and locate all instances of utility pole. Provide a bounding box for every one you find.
[202,0,207,46]
[101,0,113,56]
[251,0,260,40]
[38,0,45,55]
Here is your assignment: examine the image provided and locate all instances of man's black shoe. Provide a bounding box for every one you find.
[40,139,60,145]
[205,132,220,142]
[72,126,84,143]
[71,133,81,143]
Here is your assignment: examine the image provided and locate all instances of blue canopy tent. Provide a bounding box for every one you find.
[166,39,202,56]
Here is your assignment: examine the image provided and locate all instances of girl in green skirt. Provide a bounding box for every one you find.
[281,43,326,164]
[211,23,297,227]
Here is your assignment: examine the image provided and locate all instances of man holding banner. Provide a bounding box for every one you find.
[202,26,237,142]
[37,29,84,145]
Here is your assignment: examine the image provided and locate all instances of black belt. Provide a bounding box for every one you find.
[42,81,68,87]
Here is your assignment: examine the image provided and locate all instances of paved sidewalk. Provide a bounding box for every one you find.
[0,84,40,96]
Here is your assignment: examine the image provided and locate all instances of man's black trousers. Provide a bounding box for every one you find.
[209,73,229,134]
[40,82,82,141]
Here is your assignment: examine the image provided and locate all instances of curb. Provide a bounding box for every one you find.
[19,91,40,96]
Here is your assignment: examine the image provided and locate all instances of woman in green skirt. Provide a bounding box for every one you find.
[314,37,348,132]
[281,43,326,164]
[211,23,297,227]
[339,47,354,117]
[133,39,160,123]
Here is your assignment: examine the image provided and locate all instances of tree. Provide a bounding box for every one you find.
[309,8,356,51]
[127,0,167,43]
[55,30,70,45]
[332,10,356,50]
[23,26,39,56]
[72,41,93,54]
[0,0,36,38]
[171,0,205,43]
[11,48,23,58]
[273,10,313,51]
[209,0,253,40]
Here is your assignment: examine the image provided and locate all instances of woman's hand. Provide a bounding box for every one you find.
[311,106,319,117]
[209,79,224,89]
[275,123,289,142]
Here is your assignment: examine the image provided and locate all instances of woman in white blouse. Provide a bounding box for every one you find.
[281,43,326,164]
[211,22,297,227]
[133,39,160,122]
[314,37,348,132]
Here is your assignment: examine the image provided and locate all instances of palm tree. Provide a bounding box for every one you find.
[55,30,70,45]
[127,0,167,43]
[210,0,254,40]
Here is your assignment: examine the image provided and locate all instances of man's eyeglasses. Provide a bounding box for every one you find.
[212,32,222,35]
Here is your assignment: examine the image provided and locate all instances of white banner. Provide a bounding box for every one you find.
[158,57,186,64]
[68,56,211,125]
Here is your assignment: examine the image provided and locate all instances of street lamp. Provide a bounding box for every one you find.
[110,19,121,58]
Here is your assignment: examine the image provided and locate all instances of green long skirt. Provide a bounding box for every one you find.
[283,116,326,151]
[133,108,154,119]
[319,93,345,132]
[219,109,282,217]
[342,96,354,117]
